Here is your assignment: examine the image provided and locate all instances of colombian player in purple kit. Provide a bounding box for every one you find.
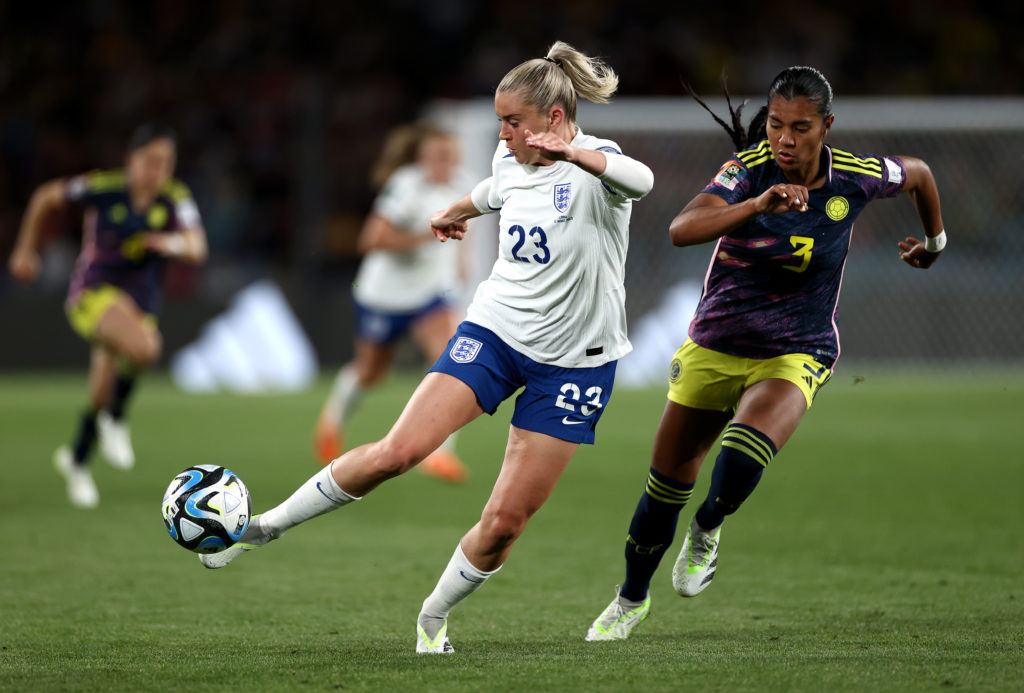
[587,66,947,640]
[8,124,207,508]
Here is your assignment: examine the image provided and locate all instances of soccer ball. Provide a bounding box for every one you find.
[162,464,251,554]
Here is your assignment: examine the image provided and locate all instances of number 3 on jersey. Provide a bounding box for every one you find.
[509,224,551,264]
[783,235,814,273]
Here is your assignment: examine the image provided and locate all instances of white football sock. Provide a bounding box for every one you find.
[323,365,364,426]
[418,543,500,639]
[258,462,360,540]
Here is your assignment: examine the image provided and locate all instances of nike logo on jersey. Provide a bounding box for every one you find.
[562,417,587,425]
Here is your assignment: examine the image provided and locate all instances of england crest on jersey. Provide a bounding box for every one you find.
[450,337,482,363]
[553,183,571,213]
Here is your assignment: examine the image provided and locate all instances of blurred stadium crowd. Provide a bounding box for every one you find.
[0,1,1020,367]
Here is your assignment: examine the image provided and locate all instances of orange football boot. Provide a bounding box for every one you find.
[419,450,468,484]
[313,420,344,466]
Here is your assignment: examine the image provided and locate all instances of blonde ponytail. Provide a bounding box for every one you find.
[496,41,619,122]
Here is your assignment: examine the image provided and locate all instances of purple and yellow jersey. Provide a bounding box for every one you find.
[64,170,201,315]
[688,140,907,367]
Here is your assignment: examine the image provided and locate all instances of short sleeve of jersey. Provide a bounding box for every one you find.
[700,158,751,204]
[64,171,107,204]
[592,140,630,201]
[486,142,511,210]
[486,173,502,210]
[866,155,907,201]
[582,132,622,158]
[470,176,500,213]
[830,147,908,202]
[64,176,88,202]
[163,179,202,228]
[560,132,632,202]
[175,196,201,228]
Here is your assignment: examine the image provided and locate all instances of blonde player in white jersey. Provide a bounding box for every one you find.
[198,41,654,654]
[314,124,470,483]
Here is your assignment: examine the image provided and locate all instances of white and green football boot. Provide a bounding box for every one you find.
[416,619,455,654]
[672,517,722,597]
[199,514,270,569]
[585,590,651,641]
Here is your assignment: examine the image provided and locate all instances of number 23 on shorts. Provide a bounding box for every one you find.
[555,382,603,423]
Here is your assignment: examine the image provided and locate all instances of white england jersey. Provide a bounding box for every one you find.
[354,164,467,312]
[465,130,644,368]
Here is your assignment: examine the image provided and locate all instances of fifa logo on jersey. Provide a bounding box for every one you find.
[450,337,483,363]
[553,183,571,213]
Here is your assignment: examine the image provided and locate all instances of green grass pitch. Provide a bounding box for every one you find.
[1,369,1022,692]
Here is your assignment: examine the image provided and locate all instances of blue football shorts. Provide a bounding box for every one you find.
[428,321,617,445]
[354,296,449,345]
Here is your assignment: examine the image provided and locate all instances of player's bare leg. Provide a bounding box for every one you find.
[56,296,159,505]
[588,402,729,640]
[731,378,806,447]
[90,298,161,469]
[461,427,576,569]
[331,372,482,495]
[411,307,467,483]
[204,373,484,570]
[675,379,806,597]
[94,296,162,371]
[418,427,577,652]
[86,345,119,413]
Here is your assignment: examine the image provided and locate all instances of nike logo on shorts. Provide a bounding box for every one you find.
[561,416,587,425]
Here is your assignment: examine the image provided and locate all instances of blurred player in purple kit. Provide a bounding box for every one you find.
[587,66,947,640]
[9,124,207,508]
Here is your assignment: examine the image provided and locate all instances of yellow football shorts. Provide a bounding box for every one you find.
[667,338,831,412]
[66,284,156,341]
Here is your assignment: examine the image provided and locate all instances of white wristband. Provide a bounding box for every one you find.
[924,230,946,253]
[165,233,188,256]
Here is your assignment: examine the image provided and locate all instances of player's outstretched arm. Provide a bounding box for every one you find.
[431,193,481,242]
[669,183,807,247]
[524,129,653,199]
[142,226,208,264]
[897,156,946,270]
[357,213,434,253]
[8,179,67,283]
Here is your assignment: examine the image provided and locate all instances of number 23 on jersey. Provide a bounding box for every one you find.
[508,224,551,264]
